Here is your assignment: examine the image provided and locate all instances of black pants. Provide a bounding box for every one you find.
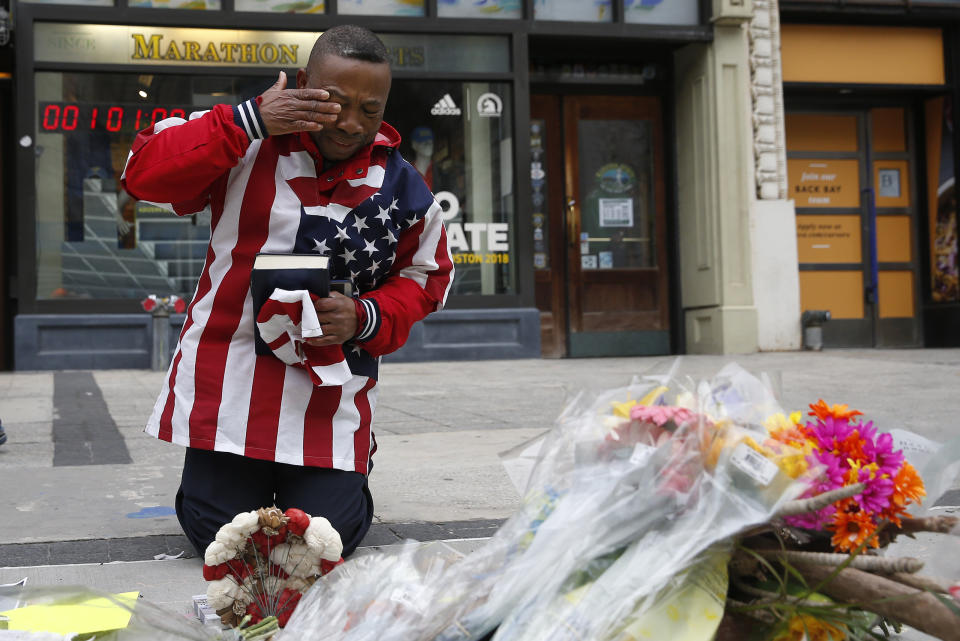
[176,447,373,559]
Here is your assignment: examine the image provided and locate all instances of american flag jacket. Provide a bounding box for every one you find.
[121,99,454,473]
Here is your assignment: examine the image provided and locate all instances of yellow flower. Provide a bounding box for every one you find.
[765,411,803,435]
[609,386,668,419]
[611,400,637,419]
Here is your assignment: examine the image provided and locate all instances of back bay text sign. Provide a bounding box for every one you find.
[787,158,860,209]
[34,23,510,73]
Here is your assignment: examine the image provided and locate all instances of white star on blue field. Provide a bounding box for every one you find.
[292,193,414,294]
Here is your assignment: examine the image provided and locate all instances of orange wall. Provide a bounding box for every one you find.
[781,25,944,85]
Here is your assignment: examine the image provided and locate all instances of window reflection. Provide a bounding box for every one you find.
[34,72,515,300]
[35,72,268,300]
[338,0,425,16]
[438,0,521,19]
[534,0,612,22]
[388,80,516,295]
[235,0,324,12]
[577,120,655,269]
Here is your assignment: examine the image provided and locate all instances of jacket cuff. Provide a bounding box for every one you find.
[232,97,268,141]
[354,297,381,342]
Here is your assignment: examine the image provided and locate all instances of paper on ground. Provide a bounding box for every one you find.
[0,591,139,634]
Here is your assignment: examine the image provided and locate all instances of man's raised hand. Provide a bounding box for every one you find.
[258,71,341,136]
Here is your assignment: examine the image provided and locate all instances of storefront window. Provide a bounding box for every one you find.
[530,119,549,271]
[338,0,425,16]
[235,0,323,12]
[18,0,113,5]
[624,0,698,25]
[34,72,267,300]
[438,0,521,19]
[926,96,959,303]
[387,81,516,295]
[534,0,612,22]
[33,72,515,300]
[126,0,221,7]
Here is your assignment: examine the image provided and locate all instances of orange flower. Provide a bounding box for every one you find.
[809,400,863,422]
[773,614,847,641]
[828,501,878,552]
[892,461,925,505]
[833,431,869,464]
[881,461,925,526]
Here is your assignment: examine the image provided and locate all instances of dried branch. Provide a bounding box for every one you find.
[752,549,924,574]
[795,564,960,641]
[895,515,958,535]
[776,483,865,517]
[881,572,953,594]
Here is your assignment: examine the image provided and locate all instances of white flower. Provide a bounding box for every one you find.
[271,541,319,578]
[206,575,242,611]
[231,510,261,537]
[204,540,235,566]
[304,516,343,561]
[214,510,260,553]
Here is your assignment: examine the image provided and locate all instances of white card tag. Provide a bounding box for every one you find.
[731,442,778,487]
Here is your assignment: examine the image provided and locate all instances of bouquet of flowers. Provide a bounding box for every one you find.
[763,401,926,552]
[723,400,960,641]
[202,506,344,631]
[281,366,811,641]
[279,364,960,641]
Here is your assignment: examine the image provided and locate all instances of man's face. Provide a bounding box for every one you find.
[297,54,391,162]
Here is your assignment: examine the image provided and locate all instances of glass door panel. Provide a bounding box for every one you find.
[563,95,669,356]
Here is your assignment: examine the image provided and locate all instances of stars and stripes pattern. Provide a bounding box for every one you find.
[255,289,353,388]
[122,102,453,473]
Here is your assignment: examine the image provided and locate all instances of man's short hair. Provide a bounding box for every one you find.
[310,25,390,65]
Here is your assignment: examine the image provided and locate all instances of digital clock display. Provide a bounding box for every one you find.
[38,102,198,134]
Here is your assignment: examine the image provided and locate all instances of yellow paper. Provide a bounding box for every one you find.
[0,591,139,634]
[614,550,729,641]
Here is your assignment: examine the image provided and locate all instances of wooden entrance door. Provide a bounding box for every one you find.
[531,94,670,357]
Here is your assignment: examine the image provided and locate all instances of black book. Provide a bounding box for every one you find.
[250,253,331,356]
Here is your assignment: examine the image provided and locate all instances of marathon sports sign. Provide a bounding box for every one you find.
[33,23,510,74]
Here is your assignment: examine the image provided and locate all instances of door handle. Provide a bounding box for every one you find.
[566,199,578,249]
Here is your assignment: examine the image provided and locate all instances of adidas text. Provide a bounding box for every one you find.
[431,94,462,116]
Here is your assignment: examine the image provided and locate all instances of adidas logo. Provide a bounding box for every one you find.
[430,94,461,116]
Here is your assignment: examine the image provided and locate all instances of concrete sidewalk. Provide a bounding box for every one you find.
[1,350,959,632]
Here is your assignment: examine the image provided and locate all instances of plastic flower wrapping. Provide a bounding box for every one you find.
[277,364,815,641]
[6,363,959,641]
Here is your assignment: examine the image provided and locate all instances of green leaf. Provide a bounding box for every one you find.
[931,592,960,619]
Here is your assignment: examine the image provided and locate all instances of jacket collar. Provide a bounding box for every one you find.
[298,121,401,185]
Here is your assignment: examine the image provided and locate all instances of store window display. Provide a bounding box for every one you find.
[387,80,515,296]
[33,72,516,301]
[33,71,264,299]
[410,126,435,190]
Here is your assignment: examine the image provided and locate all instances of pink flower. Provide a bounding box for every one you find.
[949,583,960,602]
[870,431,904,478]
[630,405,698,431]
[854,468,895,514]
[809,416,855,453]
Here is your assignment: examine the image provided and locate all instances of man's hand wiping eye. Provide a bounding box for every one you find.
[258,71,342,136]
